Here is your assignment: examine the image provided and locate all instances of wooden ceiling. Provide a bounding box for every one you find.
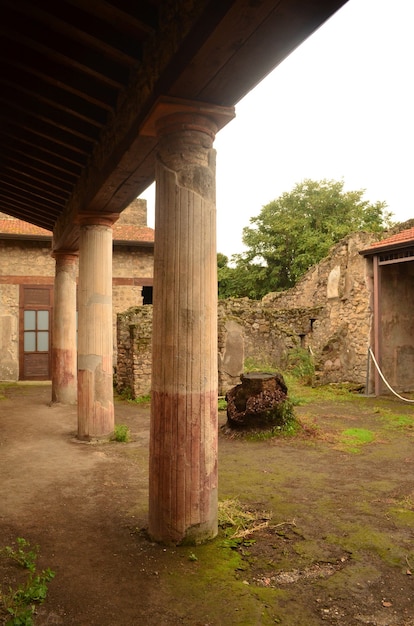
[0,0,347,244]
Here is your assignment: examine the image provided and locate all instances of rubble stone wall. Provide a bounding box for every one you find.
[116,232,378,397]
[116,305,153,397]
[263,232,377,384]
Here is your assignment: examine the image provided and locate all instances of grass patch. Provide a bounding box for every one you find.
[0,382,19,401]
[326,525,405,567]
[285,377,364,405]
[245,417,302,441]
[375,407,414,430]
[134,394,151,405]
[114,387,151,405]
[338,428,375,453]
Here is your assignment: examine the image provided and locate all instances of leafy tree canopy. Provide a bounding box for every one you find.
[218,178,391,300]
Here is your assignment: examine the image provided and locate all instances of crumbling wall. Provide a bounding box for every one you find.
[116,305,153,397]
[217,299,322,394]
[263,232,377,384]
[116,232,378,396]
[117,301,322,397]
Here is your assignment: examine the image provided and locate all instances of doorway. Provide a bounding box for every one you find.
[19,285,53,380]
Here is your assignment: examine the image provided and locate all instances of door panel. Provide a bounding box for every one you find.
[19,286,53,380]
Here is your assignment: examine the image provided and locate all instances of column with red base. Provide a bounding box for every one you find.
[144,99,234,544]
[52,251,78,405]
[77,217,116,441]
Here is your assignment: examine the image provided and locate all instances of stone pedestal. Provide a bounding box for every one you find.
[77,218,115,440]
[144,99,234,544]
[52,252,78,404]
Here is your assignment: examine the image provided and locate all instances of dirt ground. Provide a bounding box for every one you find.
[1,382,414,626]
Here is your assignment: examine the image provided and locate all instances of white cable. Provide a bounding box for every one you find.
[369,347,414,403]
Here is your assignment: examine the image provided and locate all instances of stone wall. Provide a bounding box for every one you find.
[117,198,147,226]
[263,232,378,384]
[0,239,54,380]
[116,232,379,397]
[112,245,154,357]
[0,238,55,276]
[0,283,19,380]
[0,200,153,380]
[116,305,153,397]
[116,300,322,397]
[217,298,322,393]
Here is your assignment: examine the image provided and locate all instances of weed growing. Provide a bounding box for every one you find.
[0,538,55,626]
[115,387,151,405]
[284,347,315,385]
[243,357,278,374]
[285,376,365,405]
[112,424,131,442]
[134,394,151,405]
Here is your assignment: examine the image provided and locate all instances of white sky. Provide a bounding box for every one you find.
[140,0,414,258]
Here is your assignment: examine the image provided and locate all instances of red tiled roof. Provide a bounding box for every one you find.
[0,217,154,244]
[112,223,154,243]
[362,227,414,253]
[0,218,51,237]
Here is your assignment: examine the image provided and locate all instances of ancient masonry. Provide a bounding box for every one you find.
[0,200,153,382]
[116,231,378,397]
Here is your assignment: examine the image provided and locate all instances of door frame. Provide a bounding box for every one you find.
[19,285,54,380]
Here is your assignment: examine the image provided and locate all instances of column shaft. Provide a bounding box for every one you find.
[52,252,78,404]
[149,112,219,544]
[77,220,114,440]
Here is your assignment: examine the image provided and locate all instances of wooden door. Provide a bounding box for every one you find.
[19,285,53,380]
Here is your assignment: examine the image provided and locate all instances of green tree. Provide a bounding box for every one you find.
[218,254,269,300]
[222,179,390,299]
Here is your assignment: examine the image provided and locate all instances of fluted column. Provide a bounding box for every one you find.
[52,251,78,404]
[77,217,115,441]
[143,99,235,544]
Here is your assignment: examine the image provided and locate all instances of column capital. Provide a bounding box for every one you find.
[52,250,79,262]
[77,213,119,228]
[141,96,235,138]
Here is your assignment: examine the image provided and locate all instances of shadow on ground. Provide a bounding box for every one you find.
[1,383,414,625]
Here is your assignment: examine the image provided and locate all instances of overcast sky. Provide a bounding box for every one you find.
[140,0,414,258]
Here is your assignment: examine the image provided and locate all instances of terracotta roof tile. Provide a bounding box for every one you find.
[112,223,154,243]
[0,217,154,244]
[363,227,414,252]
[0,218,51,237]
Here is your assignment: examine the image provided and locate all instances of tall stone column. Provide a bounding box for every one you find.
[77,217,115,441]
[143,99,234,544]
[52,251,78,404]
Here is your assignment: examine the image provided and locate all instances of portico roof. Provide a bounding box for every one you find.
[0,214,154,245]
[0,0,347,250]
